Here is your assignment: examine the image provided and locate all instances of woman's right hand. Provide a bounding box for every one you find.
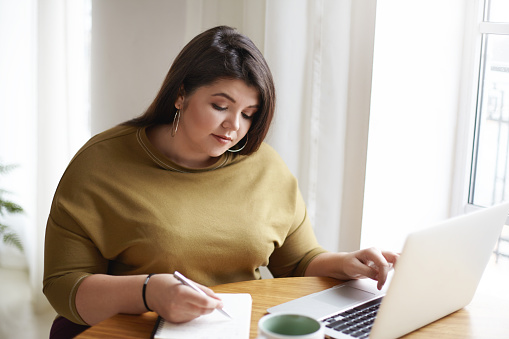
[145,274,224,323]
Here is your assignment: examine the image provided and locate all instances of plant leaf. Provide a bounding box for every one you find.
[0,200,23,215]
[0,223,23,252]
[0,164,17,174]
[0,163,24,252]
[2,232,23,252]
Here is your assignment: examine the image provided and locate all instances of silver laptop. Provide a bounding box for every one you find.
[268,202,509,339]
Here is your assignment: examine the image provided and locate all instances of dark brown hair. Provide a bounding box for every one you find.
[124,25,276,155]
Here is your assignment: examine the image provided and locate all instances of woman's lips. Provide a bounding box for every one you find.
[212,134,233,145]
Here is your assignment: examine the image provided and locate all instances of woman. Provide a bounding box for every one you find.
[43,25,398,337]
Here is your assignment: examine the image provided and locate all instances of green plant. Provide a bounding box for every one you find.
[0,163,24,252]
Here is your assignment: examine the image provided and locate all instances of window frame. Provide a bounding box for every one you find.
[454,0,509,218]
[468,9,509,210]
[451,0,484,215]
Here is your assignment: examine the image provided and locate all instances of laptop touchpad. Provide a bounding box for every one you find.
[313,286,375,308]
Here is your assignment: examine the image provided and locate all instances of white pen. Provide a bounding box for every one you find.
[173,271,232,319]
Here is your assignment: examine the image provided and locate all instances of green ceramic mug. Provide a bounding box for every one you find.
[257,313,324,339]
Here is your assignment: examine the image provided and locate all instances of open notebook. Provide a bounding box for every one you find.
[151,293,252,339]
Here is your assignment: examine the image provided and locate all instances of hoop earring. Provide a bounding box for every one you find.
[171,109,180,137]
[228,135,248,153]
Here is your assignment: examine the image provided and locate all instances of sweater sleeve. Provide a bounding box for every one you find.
[43,205,109,325]
[267,190,328,278]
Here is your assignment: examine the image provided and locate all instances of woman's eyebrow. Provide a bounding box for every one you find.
[212,92,236,103]
[212,93,259,108]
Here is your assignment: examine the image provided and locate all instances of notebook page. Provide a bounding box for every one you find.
[153,293,252,339]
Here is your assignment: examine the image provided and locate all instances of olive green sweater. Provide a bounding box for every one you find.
[43,125,326,324]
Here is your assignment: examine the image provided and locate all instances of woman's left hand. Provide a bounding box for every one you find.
[341,248,399,290]
[305,249,399,290]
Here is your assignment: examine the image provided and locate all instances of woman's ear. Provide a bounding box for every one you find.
[174,96,183,110]
[174,85,185,109]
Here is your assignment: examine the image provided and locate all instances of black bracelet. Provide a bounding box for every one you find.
[143,274,155,312]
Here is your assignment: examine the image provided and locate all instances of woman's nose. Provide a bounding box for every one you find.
[222,112,240,130]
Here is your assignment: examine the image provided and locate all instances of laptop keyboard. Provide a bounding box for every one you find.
[322,296,384,338]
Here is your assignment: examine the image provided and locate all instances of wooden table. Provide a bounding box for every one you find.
[76,275,509,338]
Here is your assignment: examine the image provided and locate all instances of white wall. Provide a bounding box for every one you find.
[361,0,467,251]
[91,0,186,133]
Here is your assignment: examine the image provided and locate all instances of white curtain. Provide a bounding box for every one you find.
[0,0,90,311]
[185,0,376,252]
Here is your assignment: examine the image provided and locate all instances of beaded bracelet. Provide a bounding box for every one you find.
[143,274,155,312]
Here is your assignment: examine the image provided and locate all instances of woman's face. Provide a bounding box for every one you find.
[173,78,259,165]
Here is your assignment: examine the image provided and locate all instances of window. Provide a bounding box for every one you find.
[469,0,509,207]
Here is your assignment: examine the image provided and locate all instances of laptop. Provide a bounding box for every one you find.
[267,202,509,339]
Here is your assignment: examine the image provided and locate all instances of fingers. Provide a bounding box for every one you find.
[179,283,224,310]
[169,286,221,322]
[382,250,399,266]
[146,274,223,323]
[351,248,399,290]
[195,282,224,303]
[366,249,391,289]
[171,281,223,319]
